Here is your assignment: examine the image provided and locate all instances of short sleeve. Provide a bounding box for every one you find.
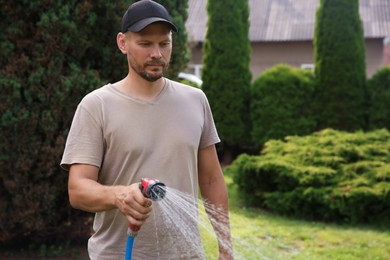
[60,95,104,171]
[199,92,220,148]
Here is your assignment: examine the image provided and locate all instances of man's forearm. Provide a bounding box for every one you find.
[200,179,233,259]
[198,145,234,259]
[68,164,125,212]
[69,178,123,212]
[68,164,152,227]
[205,201,232,258]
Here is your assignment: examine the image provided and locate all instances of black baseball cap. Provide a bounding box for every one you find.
[121,0,178,33]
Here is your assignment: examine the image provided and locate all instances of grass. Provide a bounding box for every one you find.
[200,171,390,259]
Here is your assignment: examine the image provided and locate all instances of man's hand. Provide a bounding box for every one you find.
[115,183,153,227]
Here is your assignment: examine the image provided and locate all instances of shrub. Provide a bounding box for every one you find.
[0,0,114,245]
[250,65,316,148]
[367,65,390,130]
[231,129,390,224]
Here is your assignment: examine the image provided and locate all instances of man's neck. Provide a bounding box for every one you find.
[114,74,166,102]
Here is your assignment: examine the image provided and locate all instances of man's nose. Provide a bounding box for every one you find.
[150,46,162,59]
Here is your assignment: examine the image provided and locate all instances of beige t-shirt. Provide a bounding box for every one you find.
[61,79,220,259]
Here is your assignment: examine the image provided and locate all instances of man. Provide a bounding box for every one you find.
[61,0,232,259]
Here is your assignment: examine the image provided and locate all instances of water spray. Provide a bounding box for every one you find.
[125,178,166,260]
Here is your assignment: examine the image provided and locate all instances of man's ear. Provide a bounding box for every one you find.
[117,32,127,54]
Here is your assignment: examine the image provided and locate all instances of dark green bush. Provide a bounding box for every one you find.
[0,0,116,245]
[231,129,390,224]
[264,187,339,221]
[367,66,390,130]
[250,65,316,148]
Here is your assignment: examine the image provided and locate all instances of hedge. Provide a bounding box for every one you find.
[230,129,390,224]
[250,65,316,149]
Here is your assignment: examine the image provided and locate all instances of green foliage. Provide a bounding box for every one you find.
[202,0,252,148]
[179,79,201,89]
[0,0,117,244]
[367,65,390,130]
[313,0,368,131]
[230,129,390,224]
[250,65,316,148]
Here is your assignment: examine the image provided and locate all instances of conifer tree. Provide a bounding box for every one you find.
[202,0,251,159]
[314,0,367,131]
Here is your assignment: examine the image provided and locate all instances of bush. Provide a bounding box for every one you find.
[367,65,390,130]
[250,64,316,148]
[0,0,123,245]
[231,129,390,224]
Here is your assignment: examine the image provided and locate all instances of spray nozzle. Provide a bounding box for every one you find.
[139,178,166,201]
[128,178,166,237]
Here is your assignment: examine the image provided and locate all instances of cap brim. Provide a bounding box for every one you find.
[128,17,178,33]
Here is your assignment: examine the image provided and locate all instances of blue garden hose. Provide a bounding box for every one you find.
[125,178,166,260]
[125,223,140,260]
[125,235,135,260]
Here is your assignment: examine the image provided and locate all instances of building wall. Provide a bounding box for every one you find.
[250,41,314,79]
[188,39,384,80]
[365,39,385,77]
[384,37,390,65]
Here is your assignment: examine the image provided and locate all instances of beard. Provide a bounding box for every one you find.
[129,54,170,82]
[139,61,169,82]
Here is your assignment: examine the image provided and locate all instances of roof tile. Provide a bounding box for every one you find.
[186,0,390,42]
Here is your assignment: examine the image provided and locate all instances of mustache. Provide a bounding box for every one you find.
[145,61,166,66]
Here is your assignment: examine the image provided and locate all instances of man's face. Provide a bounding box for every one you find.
[126,23,172,82]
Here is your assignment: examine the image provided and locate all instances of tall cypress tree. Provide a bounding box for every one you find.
[202,0,251,158]
[314,0,367,131]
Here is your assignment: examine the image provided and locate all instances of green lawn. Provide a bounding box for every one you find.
[200,172,390,260]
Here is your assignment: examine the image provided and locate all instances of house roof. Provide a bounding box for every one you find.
[186,0,390,42]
